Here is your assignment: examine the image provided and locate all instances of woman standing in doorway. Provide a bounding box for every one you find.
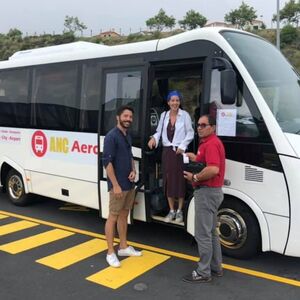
[148,91,194,222]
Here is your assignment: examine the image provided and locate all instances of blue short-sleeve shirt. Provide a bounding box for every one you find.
[102,127,134,191]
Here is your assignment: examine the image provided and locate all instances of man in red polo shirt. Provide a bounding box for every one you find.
[183,114,225,283]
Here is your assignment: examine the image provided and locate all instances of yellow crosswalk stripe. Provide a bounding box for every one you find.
[86,250,170,289]
[0,214,9,220]
[0,220,39,236]
[36,238,108,270]
[0,229,75,254]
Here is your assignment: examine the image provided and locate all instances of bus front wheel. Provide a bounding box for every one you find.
[217,198,261,259]
[6,169,29,206]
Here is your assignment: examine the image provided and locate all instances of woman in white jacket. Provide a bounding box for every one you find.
[148,91,194,223]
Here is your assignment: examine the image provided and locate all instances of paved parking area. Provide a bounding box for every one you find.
[0,195,299,299]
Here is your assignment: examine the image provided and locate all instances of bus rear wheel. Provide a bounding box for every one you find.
[217,198,261,259]
[6,169,30,206]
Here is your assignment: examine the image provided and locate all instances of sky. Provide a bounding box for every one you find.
[1,0,285,36]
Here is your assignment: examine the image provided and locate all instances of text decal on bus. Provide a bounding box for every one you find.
[31,130,98,164]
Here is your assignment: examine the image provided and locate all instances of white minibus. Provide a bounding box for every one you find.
[0,27,299,258]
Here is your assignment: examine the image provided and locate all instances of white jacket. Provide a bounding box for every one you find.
[152,109,194,151]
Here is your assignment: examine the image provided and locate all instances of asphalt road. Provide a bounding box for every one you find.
[0,191,299,300]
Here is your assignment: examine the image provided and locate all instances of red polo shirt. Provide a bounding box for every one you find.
[194,133,225,188]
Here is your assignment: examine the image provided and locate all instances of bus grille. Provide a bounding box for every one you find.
[244,166,263,182]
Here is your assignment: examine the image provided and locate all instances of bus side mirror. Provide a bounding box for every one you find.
[221,69,237,105]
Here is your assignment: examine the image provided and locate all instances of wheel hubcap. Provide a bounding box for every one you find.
[8,175,23,200]
[217,208,247,249]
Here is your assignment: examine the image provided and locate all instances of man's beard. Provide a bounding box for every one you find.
[119,120,132,129]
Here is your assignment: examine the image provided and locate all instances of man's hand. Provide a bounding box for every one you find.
[185,152,197,162]
[128,170,136,182]
[183,171,193,182]
[113,184,123,199]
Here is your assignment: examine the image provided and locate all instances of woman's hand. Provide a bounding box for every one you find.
[176,148,184,155]
[185,152,197,162]
[148,137,156,149]
[183,171,193,181]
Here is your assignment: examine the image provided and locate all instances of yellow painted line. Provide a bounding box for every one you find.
[0,214,9,220]
[222,263,300,287]
[0,210,299,288]
[0,220,39,236]
[0,210,106,239]
[86,250,170,289]
[0,229,74,254]
[36,238,108,270]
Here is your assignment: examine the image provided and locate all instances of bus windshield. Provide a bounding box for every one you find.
[221,31,300,134]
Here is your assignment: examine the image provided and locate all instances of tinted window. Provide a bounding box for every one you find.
[80,63,101,132]
[0,68,30,127]
[102,70,142,143]
[33,64,79,130]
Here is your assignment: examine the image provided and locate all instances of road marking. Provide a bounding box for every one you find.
[86,250,170,289]
[0,220,39,236]
[0,210,299,288]
[0,214,9,219]
[0,229,74,254]
[223,263,300,287]
[36,238,108,270]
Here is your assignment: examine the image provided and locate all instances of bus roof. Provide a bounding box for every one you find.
[0,27,249,69]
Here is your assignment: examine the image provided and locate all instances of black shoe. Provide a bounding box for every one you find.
[182,270,212,283]
[211,269,223,277]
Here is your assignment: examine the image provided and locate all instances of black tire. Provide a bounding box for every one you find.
[217,198,261,259]
[6,169,30,206]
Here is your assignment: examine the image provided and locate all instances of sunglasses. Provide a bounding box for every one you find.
[197,123,211,129]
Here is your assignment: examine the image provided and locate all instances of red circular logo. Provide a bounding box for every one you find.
[32,131,47,157]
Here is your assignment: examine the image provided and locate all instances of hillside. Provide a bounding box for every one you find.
[0,28,299,72]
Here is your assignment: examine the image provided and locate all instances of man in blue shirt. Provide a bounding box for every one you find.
[102,105,142,267]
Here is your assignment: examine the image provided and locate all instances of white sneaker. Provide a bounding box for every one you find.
[175,211,183,223]
[164,211,176,222]
[118,246,142,257]
[106,253,120,267]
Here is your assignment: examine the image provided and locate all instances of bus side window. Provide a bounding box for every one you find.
[0,69,30,127]
[33,64,79,131]
[80,63,101,133]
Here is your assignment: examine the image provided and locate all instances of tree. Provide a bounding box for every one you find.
[146,9,176,32]
[178,10,207,30]
[7,28,22,40]
[281,24,299,45]
[224,1,257,29]
[273,0,300,27]
[64,15,87,35]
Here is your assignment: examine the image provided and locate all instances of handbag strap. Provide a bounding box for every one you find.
[159,111,167,143]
